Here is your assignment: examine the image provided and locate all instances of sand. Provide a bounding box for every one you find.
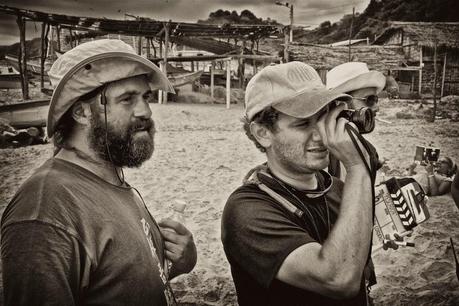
[0,99,458,305]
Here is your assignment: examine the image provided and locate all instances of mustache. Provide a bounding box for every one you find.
[131,119,155,132]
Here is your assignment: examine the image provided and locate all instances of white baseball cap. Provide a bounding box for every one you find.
[245,61,351,120]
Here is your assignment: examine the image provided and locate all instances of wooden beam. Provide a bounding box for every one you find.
[16,16,29,100]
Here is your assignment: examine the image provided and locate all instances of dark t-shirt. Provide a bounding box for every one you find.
[221,169,368,306]
[1,158,173,306]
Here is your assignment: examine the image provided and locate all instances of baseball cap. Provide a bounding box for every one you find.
[326,62,386,94]
[245,61,351,121]
[47,39,175,137]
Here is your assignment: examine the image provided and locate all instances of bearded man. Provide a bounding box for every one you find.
[1,39,197,306]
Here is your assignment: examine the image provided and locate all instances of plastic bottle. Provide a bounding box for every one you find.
[168,199,187,225]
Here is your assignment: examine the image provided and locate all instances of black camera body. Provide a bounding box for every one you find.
[337,107,375,134]
[414,146,440,164]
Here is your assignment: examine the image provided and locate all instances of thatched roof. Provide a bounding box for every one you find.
[374,22,459,49]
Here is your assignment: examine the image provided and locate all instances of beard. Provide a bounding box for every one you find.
[271,138,328,174]
[88,114,155,168]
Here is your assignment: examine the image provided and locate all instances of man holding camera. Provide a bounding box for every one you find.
[326,62,386,180]
[221,62,377,305]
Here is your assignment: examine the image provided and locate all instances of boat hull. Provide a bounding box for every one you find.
[0,99,50,129]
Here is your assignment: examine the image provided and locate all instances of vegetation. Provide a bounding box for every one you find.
[198,9,280,25]
[296,0,459,44]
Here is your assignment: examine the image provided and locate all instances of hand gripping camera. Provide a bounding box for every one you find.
[337,107,376,134]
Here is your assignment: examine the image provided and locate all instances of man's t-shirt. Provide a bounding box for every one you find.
[221,169,368,306]
[1,158,173,306]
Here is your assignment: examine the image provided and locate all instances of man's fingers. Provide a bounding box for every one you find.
[158,218,189,235]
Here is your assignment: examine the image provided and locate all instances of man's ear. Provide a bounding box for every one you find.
[249,121,273,149]
[71,102,91,126]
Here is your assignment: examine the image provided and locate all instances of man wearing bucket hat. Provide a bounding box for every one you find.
[1,39,197,306]
[221,62,378,305]
[326,62,386,180]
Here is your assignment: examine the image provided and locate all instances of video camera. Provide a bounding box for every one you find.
[414,145,440,164]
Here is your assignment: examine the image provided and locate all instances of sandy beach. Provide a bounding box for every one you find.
[0,99,458,305]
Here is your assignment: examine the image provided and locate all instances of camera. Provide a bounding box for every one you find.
[414,146,440,164]
[337,107,375,134]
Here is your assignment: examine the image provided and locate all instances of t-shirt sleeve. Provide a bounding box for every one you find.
[1,221,90,306]
[222,188,315,289]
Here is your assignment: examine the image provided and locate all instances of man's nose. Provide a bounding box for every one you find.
[134,98,152,119]
[311,125,322,141]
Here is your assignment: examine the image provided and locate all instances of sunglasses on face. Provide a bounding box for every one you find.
[353,94,378,107]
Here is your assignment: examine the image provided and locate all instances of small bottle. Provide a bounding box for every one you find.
[168,199,187,225]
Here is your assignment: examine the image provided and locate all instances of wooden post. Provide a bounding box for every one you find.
[56,25,61,51]
[16,16,29,100]
[283,28,289,63]
[40,22,46,89]
[48,25,54,59]
[419,46,423,95]
[158,61,163,104]
[440,53,447,97]
[238,57,245,88]
[432,41,437,122]
[348,7,355,62]
[226,59,231,109]
[210,61,215,101]
[159,39,163,57]
[69,28,74,48]
[150,38,156,57]
[146,37,150,59]
[162,23,169,104]
[137,36,142,55]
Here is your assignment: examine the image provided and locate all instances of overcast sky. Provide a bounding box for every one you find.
[0,0,370,45]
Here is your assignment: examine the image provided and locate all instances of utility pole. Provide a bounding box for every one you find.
[275,2,294,43]
[348,7,355,62]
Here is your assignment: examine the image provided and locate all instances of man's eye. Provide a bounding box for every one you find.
[144,94,154,102]
[297,121,310,127]
[121,97,133,104]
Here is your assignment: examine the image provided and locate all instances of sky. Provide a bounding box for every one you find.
[0,0,370,45]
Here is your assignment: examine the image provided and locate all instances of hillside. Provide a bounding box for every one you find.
[296,0,459,44]
[0,37,43,59]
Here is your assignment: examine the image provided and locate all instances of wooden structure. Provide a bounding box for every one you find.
[288,43,406,83]
[374,21,459,97]
[0,5,282,106]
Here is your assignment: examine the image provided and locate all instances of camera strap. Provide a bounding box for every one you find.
[344,123,378,295]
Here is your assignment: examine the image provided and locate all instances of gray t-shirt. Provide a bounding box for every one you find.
[1,158,173,306]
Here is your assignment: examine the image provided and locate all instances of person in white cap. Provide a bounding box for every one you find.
[1,39,196,306]
[221,61,379,305]
[326,62,386,180]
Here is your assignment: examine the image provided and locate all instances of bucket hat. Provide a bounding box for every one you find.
[47,39,174,137]
[245,61,351,121]
[326,62,386,94]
